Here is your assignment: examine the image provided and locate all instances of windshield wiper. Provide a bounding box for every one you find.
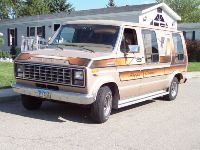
[50,43,95,53]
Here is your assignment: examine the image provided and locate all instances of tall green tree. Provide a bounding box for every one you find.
[0,0,74,19]
[0,0,13,19]
[16,0,50,17]
[107,0,116,7]
[156,0,200,23]
[48,0,74,13]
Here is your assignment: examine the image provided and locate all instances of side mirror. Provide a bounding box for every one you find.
[128,45,140,53]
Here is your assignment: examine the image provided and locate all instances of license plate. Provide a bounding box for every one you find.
[37,89,51,99]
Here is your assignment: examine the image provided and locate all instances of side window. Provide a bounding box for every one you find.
[159,36,171,56]
[172,33,184,61]
[142,29,159,63]
[120,28,138,53]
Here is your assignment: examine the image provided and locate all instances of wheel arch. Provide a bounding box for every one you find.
[168,71,183,87]
[174,73,183,83]
[100,82,120,109]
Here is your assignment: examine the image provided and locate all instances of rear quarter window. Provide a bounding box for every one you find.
[172,33,184,61]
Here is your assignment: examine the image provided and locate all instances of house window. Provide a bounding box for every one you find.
[183,31,196,40]
[172,33,184,61]
[54,24,60,31]
[30,27,35,36]
[142,29,159,63]
[196,31,200,41]
[150,14,168,28]
[27,26,45,39]
[37,27,43,37]
[7,28,17,46]
[157,7,162,13]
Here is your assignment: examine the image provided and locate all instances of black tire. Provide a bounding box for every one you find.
[164,77,179,101]
[91,86,113,123]
[21,95,43,110]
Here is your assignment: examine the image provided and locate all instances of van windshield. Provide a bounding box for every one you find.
[50,24,120,52]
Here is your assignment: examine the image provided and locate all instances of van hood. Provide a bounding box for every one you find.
[29,48,113,59]
[16,48,116,67]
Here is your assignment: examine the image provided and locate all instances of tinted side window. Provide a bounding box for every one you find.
[172,33,184,61]
[142,29,159,63]
[120,28,138,53]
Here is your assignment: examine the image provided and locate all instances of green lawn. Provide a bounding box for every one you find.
[188,62,200,72]
[0,62,15,89]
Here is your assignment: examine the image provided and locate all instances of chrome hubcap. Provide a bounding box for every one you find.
[171,82,178,97]
[104,92,112,117]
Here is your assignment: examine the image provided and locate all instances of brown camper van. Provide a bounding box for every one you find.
[13,20,188,123]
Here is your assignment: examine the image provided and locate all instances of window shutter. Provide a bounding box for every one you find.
[27,27,30,37]
[15,28,17,46]
[42,26,45,39]
[7,29,10,46]
[192,31,195,41]
[183,31,186,39]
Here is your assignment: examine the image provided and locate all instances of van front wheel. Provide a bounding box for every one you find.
[164,77,179,101]
[91,86,113,123]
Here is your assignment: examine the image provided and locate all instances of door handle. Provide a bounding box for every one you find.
[136,57,142,62]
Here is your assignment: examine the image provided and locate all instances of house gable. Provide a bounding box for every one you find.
[139,3,181,29]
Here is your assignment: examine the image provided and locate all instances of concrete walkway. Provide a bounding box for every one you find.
[0,72,200,102]
[187,72,200,79]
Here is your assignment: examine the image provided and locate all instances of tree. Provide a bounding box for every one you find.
[0,0,14,19]
[16,0,50,17]
[48,0,74,13]
[156,0,200,23]
[107,0,116,7]
[2,0,75,18]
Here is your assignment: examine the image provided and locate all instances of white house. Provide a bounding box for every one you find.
[0,33,3,37]
[0,2,181,51]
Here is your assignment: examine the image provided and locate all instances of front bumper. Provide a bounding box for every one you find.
[12,84,95,105]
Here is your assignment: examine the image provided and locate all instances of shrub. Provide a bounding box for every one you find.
[0,51,11,59]
[0,37,4,45]
[186,40,200,62]
[0,51,5,58]
[10,46,21,59]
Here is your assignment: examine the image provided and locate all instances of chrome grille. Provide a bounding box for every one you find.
[17,63,71,85]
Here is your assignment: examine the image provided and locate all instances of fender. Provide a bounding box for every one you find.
[88,76,117,101]
[167,71,183,87]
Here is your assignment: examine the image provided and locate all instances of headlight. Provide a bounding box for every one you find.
[72,69,85,86]
[16,64,24,77]
[74,70,84,80]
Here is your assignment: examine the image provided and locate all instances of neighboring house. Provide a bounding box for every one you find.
[0,2,181,51]
[178,23,200,41]
[0,32,3,37]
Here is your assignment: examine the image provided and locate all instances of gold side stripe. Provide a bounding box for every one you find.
[91,56,186,68]
[119,65,186,81]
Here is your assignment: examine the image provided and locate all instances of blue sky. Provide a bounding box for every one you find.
[68,0,156,10]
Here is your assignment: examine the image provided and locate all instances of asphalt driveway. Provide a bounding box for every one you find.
[0,78,200,150]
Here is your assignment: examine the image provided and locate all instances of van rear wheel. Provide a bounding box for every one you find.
[21,95,43,110]
[91,86,112,123]
[164,77,179,101]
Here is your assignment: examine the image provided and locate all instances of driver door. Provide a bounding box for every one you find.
[117,27,145,100]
